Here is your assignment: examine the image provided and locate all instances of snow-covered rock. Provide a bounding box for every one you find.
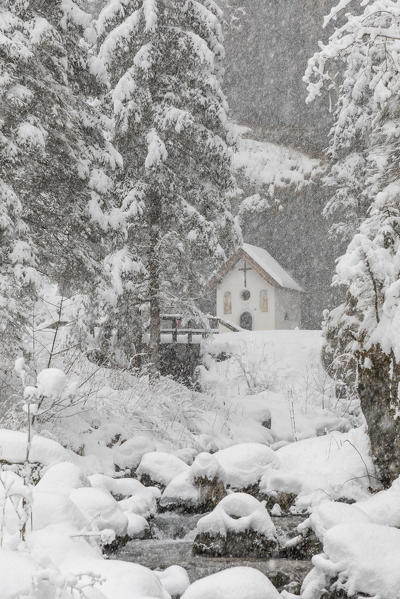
[126,512,149,538]
[0,429,70,465]
[137,451,189,487]
[302,523,400,599]
[155,565,190,597]
[89,473,159,501]
[95,560,171,599]
[118,483,161,518]
[32,489,87,530]
[299,500,372,541]
[69,487,128,537]
[193,493,277,557]
[113,435,156,471]
[260,427,376,509]
[214,443,279,490]
[160,470,201,511]
[356,476,400,527]
[36,461,89,494]
[181,567,281,599]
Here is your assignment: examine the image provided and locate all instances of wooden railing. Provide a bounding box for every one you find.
[160,314,240,344]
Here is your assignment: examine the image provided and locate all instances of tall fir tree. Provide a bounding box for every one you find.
[96,0,241,372]
[0,0,121,350]
[305,0,400,484]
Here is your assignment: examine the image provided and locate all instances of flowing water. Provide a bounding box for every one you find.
[114,511,312,593]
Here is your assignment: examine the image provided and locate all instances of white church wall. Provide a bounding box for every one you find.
[216,260,276,330]
[275,288,302,329]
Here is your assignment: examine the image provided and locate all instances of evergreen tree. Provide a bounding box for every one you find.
[96,0,241,372]
[306,0,400,484]
[0,0,120,349]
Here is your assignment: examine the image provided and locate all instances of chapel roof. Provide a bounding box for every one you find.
[208,242,304,292]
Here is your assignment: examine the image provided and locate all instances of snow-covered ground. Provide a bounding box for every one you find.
[0,328,395,599]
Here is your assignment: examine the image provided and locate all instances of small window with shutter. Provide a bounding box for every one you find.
[260,290,268,312]
[224,291,232,314]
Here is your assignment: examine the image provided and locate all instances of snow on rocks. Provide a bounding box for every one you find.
[355,475,400,527]
[155,565,190,598]
[90,473,160,518]
[0,429,70,466]
[160,444,277,511]
[160,452,226,512]
[36,461,90,494]
[299,500,372,541]
[137,451,189,488]
[69,487,128,539]
[302,523,400,599]
[113,435,156,472]
[193,493,278,557]
[260,427,376,510]
[31,489,87,531]
[118,484,161,518]
[181,566,281,599]
[214,443,279,490]
[94,560,171,599]
[160,469,201,511]
[0,550,38,599]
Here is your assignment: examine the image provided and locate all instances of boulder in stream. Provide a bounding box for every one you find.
[193,493,278,558]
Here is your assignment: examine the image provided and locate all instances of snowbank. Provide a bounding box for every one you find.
[356,476,400,527]
[260,427,376,507]
[298,500,372,540]
[0,429,70,465]
[137,451,189,487]
[182,567,281,599]
[0,550,38,599]
[303,523,400,599]
[234,135,321,191]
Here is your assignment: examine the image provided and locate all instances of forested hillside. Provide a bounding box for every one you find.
[221,0,337,327]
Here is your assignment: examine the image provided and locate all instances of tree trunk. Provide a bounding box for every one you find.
[148,195,161,379]
[358,346,400,488]
[149,252,160,378]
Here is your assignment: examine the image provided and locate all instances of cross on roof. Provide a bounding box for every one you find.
[239,261,252,287]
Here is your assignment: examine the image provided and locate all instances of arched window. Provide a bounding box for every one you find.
[260,290,268,312]
[223,291,232,314]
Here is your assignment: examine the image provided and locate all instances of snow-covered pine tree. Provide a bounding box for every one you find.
[96,0,241,372]
[0,0,120,350]
[305,0,400,484]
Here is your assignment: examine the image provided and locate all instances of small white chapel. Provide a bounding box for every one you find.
[209,243,303,331]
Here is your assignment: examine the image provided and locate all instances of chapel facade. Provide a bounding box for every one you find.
[209,243,303,331]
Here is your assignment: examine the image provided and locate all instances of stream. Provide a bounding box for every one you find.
[114,512,312,594]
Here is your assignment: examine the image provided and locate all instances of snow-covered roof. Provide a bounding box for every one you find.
[208,243,303,292]
[242,243,303,292]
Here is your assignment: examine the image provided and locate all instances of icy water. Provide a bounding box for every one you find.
[114,512,312,593]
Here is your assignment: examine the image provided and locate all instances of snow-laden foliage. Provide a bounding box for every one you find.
[305,0,400,244]
[306,0,400,485]
[0,0,120,353]
[95,0,241,368]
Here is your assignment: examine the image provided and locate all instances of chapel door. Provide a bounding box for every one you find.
[240,311,253,330]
